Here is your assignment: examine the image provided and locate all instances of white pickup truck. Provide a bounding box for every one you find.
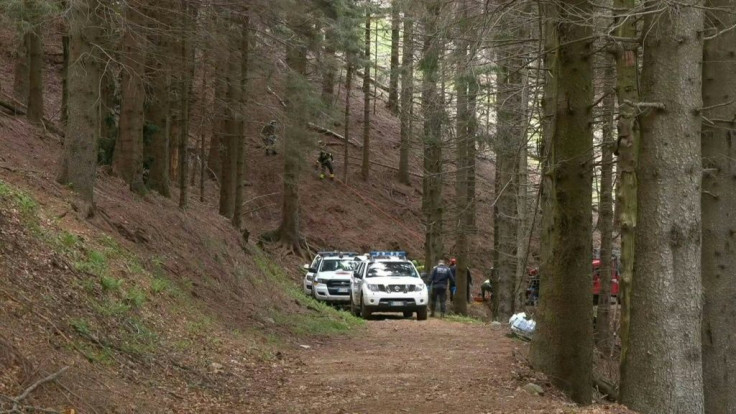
[349,255,428,321]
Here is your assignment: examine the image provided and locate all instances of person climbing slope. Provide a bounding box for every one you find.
[317,140,335,180]
[261,120,278,155]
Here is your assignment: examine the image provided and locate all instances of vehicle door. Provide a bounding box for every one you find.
[352,262,365,304]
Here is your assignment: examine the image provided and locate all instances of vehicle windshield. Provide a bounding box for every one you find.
[319,259,357,272]
[366,262,419,278]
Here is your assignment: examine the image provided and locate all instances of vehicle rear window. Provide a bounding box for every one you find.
[366,262,418,278]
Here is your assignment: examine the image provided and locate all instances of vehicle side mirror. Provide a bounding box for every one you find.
[309,268,317,273]
[353,271,362,279]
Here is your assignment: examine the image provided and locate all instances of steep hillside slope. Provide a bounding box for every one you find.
[0,19,498,412]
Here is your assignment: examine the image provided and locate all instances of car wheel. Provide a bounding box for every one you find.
[403,311,413,318]
[416,306,428,321]
[360,295,372,319]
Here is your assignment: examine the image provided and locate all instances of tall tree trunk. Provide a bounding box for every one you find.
[233,14,250,228]
[57,0,102,214]
[387,0,400,114]
[271,5,313,252]
[13,32,30,106]
[619,2,705,412]
[466,75,478,229]
[421,0,444,270]
[701,2,736,412]
[398,11,413,184]
[596,60,615,351]
[61,33,70,125]
[343,61,353,183]
[27,27,44,124]
[178,0,195,209]
[492,54,521,321]
[453,4,469,315]
[219,25,242,218]
[530,0,594,404]
[208,37,228,182]
[113,2,146,193]
[321,28,337,104]
[144,4,171,197]
[361,9,371,181]
[612,0,639,379]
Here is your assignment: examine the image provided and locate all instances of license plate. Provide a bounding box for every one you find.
[338,288,349,293]
[390,301,403,307]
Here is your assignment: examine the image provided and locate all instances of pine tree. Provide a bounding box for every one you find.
[57,0,103,214]
[530,0,594,403]
[620,2,705,412]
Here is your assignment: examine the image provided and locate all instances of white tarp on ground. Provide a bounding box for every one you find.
[509,312,535,341]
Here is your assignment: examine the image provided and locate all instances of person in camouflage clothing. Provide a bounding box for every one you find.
[261,120,277,155]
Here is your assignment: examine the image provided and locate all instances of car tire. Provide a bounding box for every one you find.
[416,306,428,321]
[403,311,413,318]
[360,295,372,319]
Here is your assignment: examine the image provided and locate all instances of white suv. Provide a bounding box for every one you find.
[308,253,361,304]
[350,254,428,320]
[303,252,364,296]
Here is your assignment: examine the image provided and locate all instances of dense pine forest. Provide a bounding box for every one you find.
[0,0,734,413]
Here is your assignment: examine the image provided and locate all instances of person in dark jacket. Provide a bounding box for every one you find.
[317,140,335,180]
[261,120,278,155]
[429,259,455,317]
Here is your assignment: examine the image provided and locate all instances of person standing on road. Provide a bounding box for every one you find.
[429,259,455,318]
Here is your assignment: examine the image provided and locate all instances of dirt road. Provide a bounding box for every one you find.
[249,317,629,414]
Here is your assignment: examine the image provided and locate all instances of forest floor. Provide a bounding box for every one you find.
[247,314,633,414]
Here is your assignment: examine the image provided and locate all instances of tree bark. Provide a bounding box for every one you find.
[398,11,413,184]
[619,2,705,412]
[493,57,521,322]
[233,14,250,228]
[61,34,70,125]
[13,32,30,106]
[57,0,102,213]
[596,60,615,351]
[113,2,146,193]
[612,0,639,379]
[321,27,337,105]
[144,4,171,197]
[701,1,736,413]
[178,0,196,209]
[466,75,478,229]
[453,1,469,315]
[387,0,400,114]
[272,5,313,252]
[421,0,444,271]
[219,24,242,219]
[361,9,371,181]
[26,27,44,125]
[530,0,594,404]
[343,61,353,183]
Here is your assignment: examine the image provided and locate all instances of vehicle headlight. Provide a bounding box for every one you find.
[306,275,313,281]
[315,279,327,285]
[415,284,426,291]
[367,284,381,292]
